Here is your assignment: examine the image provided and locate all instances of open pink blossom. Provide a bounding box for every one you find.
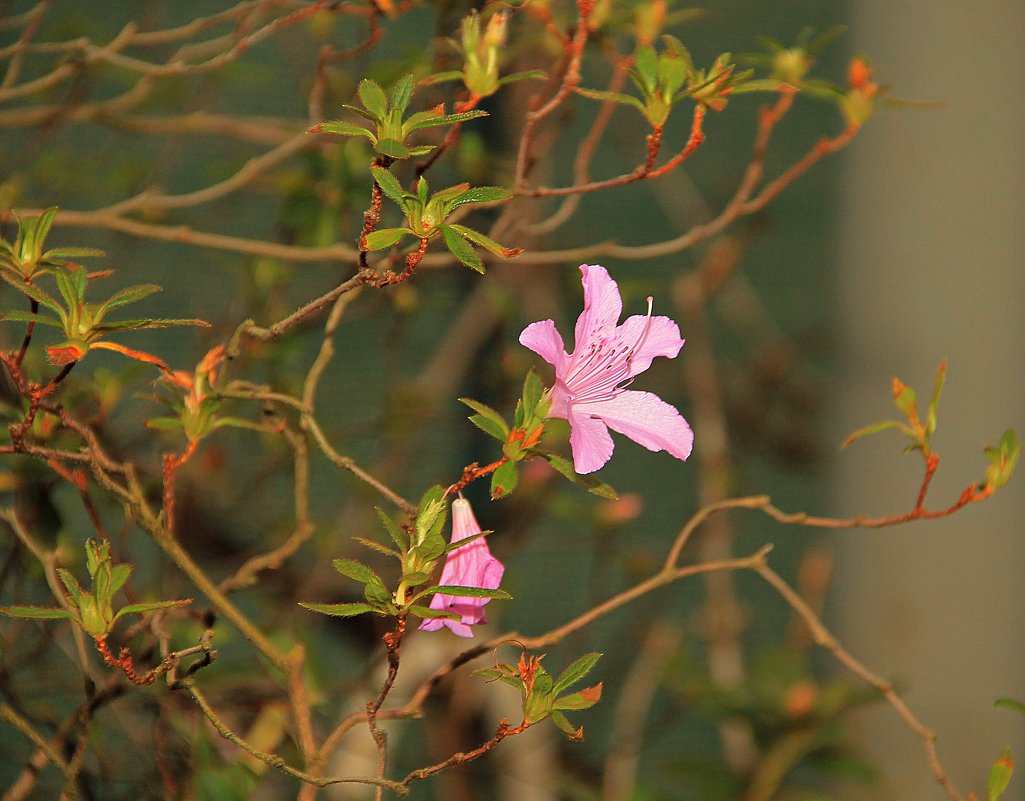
[419,498,504,638]
[519,264,694,474]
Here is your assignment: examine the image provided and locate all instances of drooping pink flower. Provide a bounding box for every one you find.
[419,498,504,638]
[519,264,693,474]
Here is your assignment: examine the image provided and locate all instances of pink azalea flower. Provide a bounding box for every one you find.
[519,264,694,474]
[419,498,504,638]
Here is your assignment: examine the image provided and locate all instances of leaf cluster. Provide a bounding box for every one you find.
[0,207,103,283]
[364,166,519,273]
[475,651,603,740]
[299,486,511,622]
[460,370,617,500]
[577,36,774,128]
[1,228,207,367]
[309,75,487,160]
[0,539,189,638]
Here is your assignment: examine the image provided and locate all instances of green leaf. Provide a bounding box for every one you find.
[575,87,648,115]
[370,166,407,204]
[840,419,910,448]
[0,605,77,621]
[446,224,520,258]
[406,604,460,621]
[357,78,388,119]
[376,507,410,552]
[404,109,488,133]
[459,397,509,437]
[99,284,161,313]
[406,145,435,157]
[56,568,83,607]
[633,45,658,92]
[995,699,1025,716]
[298,601,380,618]
[0,271,64,316]
[445,186,510,212]
[352,536,401,560]
[41,246,105,262]
[54,265,86,306]
[425,585,511,599]
[376,138,411,159]
[26,207,58,258]
[549,710,583,740]
[496,70,547,88]
[334,559,391,605]
[333,558,380,584]
[535,450,619,499]
[389,74,416,115]
[926,360,948,435]
[468,413,508,442]
[312,121,377,141]
[422,70,464,85]
[363,228,409,251]
[145,416,184,431]
[522,369,543,417]
[108,563,132,596]
[490,459,518,499]
[552,652,602,695]
[553,687,602,711]
[0,310,62,328]
[441,225,484,273]
[93,317,209,331]
[112,599,190,622]
[415,485,447,545]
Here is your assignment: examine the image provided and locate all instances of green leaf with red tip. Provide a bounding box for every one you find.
[311,121,377,141]
[840,419,910,448]
[988,747,1014,801]
[553,683,603,710]
[441,225,485,273]
[490,459,518,499]
[363,228,410,251]
[446,223,521,258]
[549,710,584,740]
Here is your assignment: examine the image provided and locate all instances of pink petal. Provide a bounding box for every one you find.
[519,319,567,371]
[616,314,684,375]
[567,405,615,474]
[573,265,623,351]
[582,390,693,462]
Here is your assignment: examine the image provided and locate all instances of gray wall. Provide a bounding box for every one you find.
[834,2,1025,797]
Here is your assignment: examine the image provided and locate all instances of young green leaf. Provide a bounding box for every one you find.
[441,225,484,273]
[357,78,388,119]
[534,450,619,499]
[363,228,410,251]
[490,459,518,499]
[0,605,77,620]
[552,652,602,695]
[298,601,381,618]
